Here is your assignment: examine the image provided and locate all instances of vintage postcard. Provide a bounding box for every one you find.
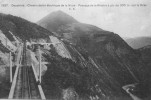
[0,0,150,100]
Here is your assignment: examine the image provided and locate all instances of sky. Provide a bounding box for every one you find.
[0,0,151,38]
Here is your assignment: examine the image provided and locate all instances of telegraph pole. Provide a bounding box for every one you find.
[38,45,41,83]
[9,52,12,83]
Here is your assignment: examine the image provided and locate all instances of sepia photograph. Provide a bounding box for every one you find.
[0,0,151,100]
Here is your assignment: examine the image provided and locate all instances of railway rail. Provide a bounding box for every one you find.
[8,43,45,99]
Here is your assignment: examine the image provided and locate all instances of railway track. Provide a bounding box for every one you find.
[12,43,41,99]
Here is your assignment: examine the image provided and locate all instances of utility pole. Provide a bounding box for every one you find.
[38,45,41,83]
[9,52,12,83]
[24,41,27,66]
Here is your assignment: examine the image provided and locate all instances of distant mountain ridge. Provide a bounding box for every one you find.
[125,37,151,49]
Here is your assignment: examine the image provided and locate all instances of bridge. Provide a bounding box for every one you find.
[8,42,46,99]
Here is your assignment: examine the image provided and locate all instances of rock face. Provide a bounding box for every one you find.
[38,11,151,99]
[62,87,79,100]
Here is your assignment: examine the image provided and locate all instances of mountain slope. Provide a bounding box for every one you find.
[0,13,52,41]
[37,11,105,41]
[138,45,151,66]
[125,37,151,49]
[38,11,151,99]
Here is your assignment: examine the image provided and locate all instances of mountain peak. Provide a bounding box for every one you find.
[38,10,78,26]
[52,10,68,15]
[37,10,79,32]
